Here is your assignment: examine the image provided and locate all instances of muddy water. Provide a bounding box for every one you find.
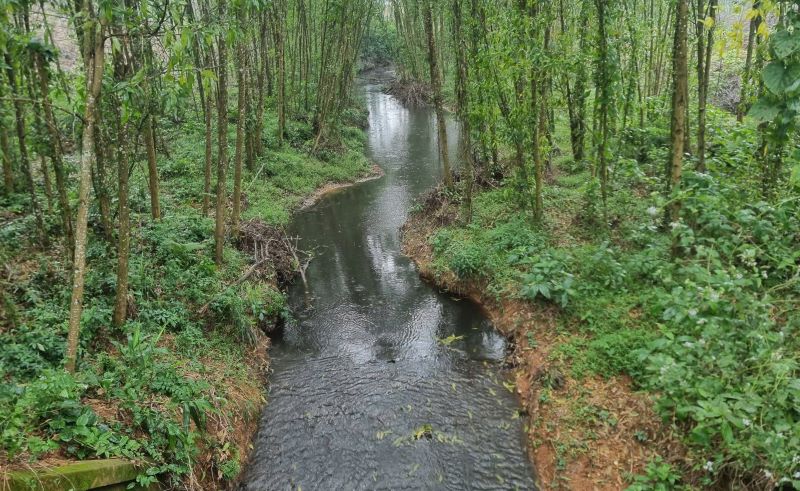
[243,85,536,490]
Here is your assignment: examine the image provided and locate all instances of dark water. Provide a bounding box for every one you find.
[243,85,536,490]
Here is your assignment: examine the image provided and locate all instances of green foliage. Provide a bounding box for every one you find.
[360,14,398,67]
[514,251,576,308]
[0,102,370,484]
[426,97,800,485]
[627,457,685,491]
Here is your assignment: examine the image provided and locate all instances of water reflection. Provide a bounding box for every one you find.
[244,85,536,490]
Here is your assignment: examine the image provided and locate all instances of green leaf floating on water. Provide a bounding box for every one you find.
[437,334,464,346]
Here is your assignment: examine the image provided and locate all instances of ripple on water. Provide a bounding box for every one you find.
[243,85,536,490]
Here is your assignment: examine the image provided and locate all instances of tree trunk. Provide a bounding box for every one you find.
[233,28,247,236]
[65,3,105,373]
[144,115,161,220]
[35,52,73,249]
[738,0,761,122]
[531,75,545,223]
[92,126,114,241]
[0,83,13,195]
[215,0,229,266]
[452,0,473,222]
[203,84,214,216]
[423,0,452,188]
[5,54,46,243]
[112,122,130,328]
[696,0,717,171]
[594,0,610,210]
[274,0,286,146]
[667,0,688,225]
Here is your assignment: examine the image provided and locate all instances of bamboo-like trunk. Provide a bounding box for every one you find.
[203,83,214,216]
[594,0,610,210]
[274,0,286,146]
[452,0,473,222]
[696,0,717,171]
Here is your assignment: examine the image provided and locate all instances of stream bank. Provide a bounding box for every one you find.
[401,195,683,490]
[0,110,377,490]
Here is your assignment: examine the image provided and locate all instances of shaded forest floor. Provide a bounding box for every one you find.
[402,106,799,490]
[0,108,374,488]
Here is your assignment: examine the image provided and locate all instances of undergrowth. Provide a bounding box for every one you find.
[0,106,370,487]
[423,107,800,488]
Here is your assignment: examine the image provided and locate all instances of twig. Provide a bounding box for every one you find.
[197,240,273,315]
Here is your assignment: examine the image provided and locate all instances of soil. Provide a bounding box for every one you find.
[400,200,686,491]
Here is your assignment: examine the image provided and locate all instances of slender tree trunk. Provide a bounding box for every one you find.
[423,0,452,188]
[144,115,161,220]
[453,0,473,222]
[0,82,14,195]
[113,123,130,328]
[203,84,213,216]
[35,52,73,249]
[233,28,247,236]
[696,0,716,171]
[667,0,688,225]
[274,1,286,146]
[594,0,610,210]
[186,0,213,215]
[214,0,229,266]
[531,75,545,223]
[39,156,53,213]
[738,0,761,122]
[66,4,105,373]
[254,11,269,157]
[92,127,113,241]
[5,54,46,243]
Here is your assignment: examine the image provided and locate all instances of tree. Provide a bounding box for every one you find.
[65,0,106,373]
[666,0,688,226]
[214,0,229,266]
[423,0,453,188]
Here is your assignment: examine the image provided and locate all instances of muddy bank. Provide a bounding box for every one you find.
[401,200,684,490]
[299,163,384,210]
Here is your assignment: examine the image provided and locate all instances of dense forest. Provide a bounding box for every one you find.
[1,0,799,489]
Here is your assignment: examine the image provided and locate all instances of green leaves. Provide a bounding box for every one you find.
[771,28,800,59]
[747,97,781,122]
[762,61,800,96]
[751,7,800,163]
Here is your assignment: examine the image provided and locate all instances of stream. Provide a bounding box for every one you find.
[243,82,536,490]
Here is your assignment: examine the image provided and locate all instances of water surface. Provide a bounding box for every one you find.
[244,85,536,490]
